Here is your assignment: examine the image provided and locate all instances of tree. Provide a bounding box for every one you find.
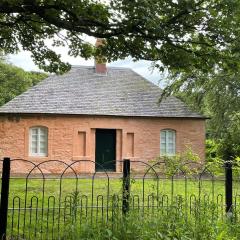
[0,60,47,106]
[0,0,240,75]
[1,1,240,160]
[173,68,240,160]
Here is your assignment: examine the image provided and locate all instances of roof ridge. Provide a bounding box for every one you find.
[71,65,132,70]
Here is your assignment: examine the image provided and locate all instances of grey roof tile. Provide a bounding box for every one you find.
[0,66,204,118]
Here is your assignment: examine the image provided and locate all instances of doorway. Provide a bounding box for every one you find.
[95,129,116,172]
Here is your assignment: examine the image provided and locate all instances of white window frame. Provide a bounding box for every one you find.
[29,126,48,157]
[160,129,176,156]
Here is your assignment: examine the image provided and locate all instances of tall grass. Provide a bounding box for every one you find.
[62,202,240,240]
[5,177,240,239]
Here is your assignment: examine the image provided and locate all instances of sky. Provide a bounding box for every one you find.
[8,46,166,87]
[8,34,167,87]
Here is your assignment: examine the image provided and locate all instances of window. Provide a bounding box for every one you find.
[29,127,48,156]
[160,129,176,156]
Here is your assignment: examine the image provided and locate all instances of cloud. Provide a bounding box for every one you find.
[109,58,163,85]
[8,49,165,87]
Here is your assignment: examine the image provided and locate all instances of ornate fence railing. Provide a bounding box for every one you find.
[0,158,238,240]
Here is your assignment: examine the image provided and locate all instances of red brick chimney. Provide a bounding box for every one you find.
[95,38,107,74]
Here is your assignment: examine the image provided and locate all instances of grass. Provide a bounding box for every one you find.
[2,175,240,239]
[73,210,240,240]
[5,176,233,205]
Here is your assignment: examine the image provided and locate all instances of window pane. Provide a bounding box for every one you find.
[169,148,176,155]
[31,129,38,135]
[31,141,38,153]
[161,142,166,148]
[167,132,175,154]
[167,131,174,142]
[31,147,38,154]
[167,147,174,154]
[161,131,166,143]
[32,134,38,142]
[40,134,46,141]
[160,130,176,156]
[30,127,48,156]
[40,137,47,154]
[40,147,47,154]
[160,131,166,155]
[40,128,46,135]
[161,143,166,155]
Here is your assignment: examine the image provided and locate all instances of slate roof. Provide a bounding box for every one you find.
[0,66,205,118]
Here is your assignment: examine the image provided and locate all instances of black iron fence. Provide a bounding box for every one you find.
[0,157,238,240]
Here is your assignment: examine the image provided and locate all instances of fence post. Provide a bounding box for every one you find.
[225,160,233,214]
[122,159,130,215]
[0,157,11,240]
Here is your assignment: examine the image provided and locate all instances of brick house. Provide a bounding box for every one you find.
[0,62,205,173]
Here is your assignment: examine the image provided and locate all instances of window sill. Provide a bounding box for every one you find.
[27,156,52,161]
[160,155,176,157]
[72,156,92,161]
[122,156,139,160]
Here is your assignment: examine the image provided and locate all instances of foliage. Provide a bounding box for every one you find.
[204,139,240,176]
[206,139,220,162]
[0,1,240,75]
[64,204,240,240]
[60,188,240,239]
[63,191,81,240]
[0,59,47,106]
[1,2,239,160]
[205,139,225,175]
[169,66,240,161]
[151,146,200,176]
[6,175,239,239]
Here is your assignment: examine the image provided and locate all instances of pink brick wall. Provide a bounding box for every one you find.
[0,115,205,173]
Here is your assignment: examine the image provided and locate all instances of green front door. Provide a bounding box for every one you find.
[95,129,116,172]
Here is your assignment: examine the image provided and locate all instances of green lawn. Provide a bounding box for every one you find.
[2,176,240,239]
[6,176,234,204]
